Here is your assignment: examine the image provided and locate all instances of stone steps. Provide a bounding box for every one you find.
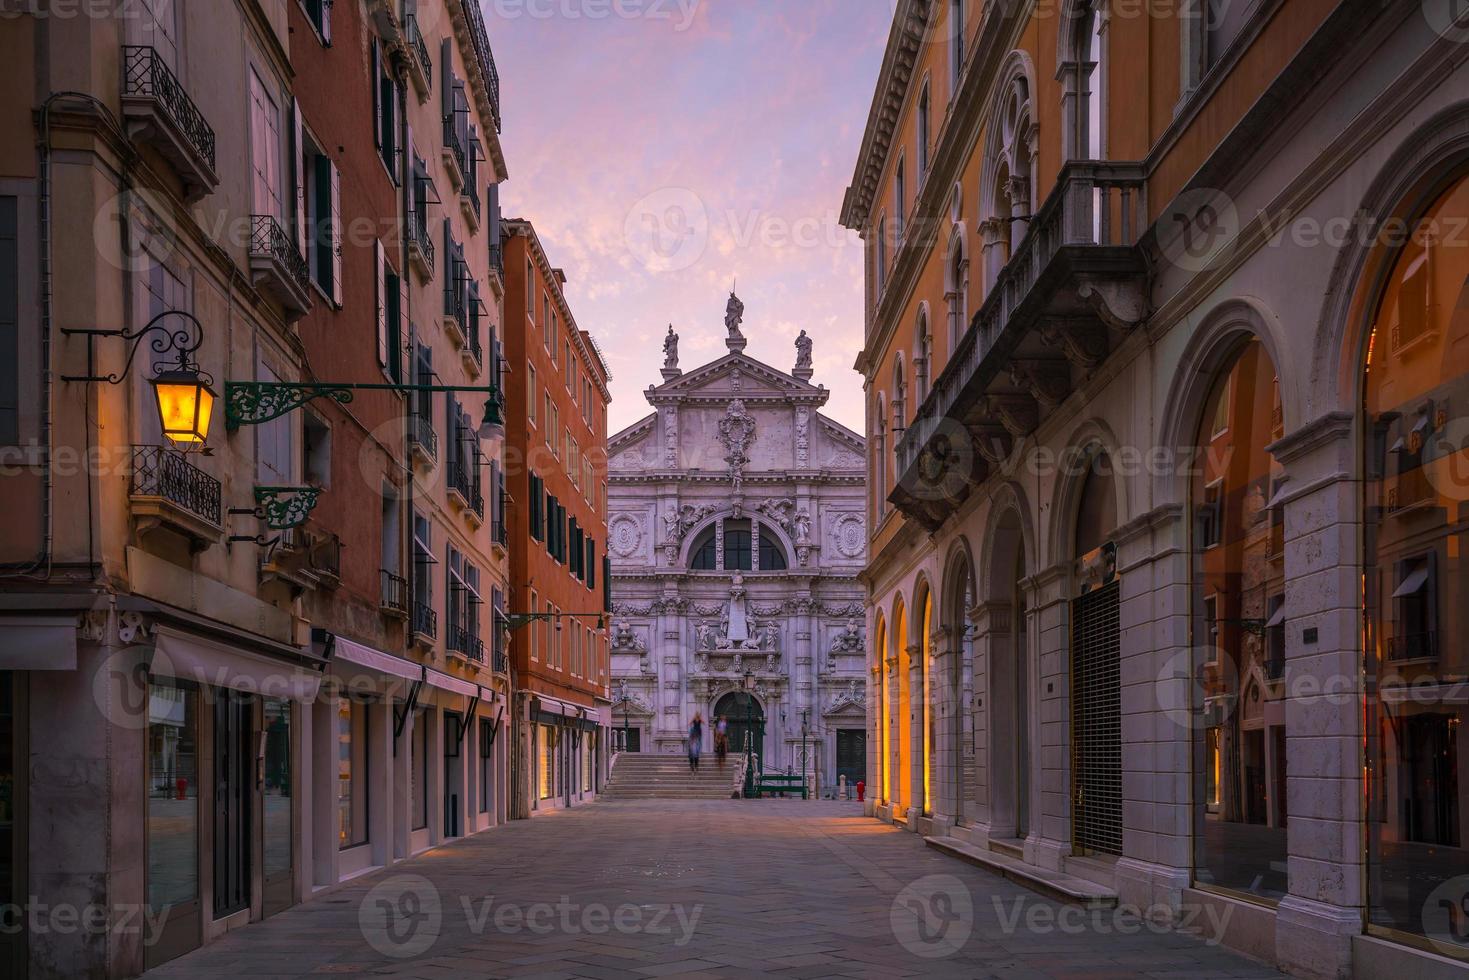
[603,753,743,800]
[924,836,1118,909]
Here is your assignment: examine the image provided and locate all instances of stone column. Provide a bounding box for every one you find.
[887,652,901,816]
[1028,564,1072,871]
[980,217,1007,293]
[907,643,924,829]
[794,596,814,785]
[929,625,957,834]
[656,595,683,750]
[1113,506,1192,914]
[969,602,1010,841]
[1269,414,1362,980]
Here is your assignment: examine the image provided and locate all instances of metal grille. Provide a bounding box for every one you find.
[1071,579,1122,856]
[130,444,222,526]
[122,46,217,170]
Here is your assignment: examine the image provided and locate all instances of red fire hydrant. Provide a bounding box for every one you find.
[176,777,188,801]
[856,780,865,802]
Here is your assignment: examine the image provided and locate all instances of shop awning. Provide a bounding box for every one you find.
[0,616,78,669]
[1266,606,1287,628]
[425,667,479,700]
[154,626,323,700]
[327,634,423,682]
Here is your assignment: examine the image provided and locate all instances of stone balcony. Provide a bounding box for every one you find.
[890,161,1149,530]
[120,45,219,201]
[128,444,222,546]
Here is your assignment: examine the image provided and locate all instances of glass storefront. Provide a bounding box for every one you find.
[1191,338,1287,901]
[539,724,556,802]
[411,708,428,831]
[147,679,199,910]
[1364,173,1469,949]
[338,697,370,848]
[262,698,291,878]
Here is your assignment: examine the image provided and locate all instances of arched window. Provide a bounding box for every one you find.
[917,81,931,177]
[759,529,788,571]
[950,0,965,92]
[874,393,888,515]
[1362,173,1469,939]
[690,526,716,570]
[1059,2,1106,162]
[981,54,1037,292]
[876,216,888,295]
[915,308,932,403]
[945,232,968,349]
[723,520,753,571]
[892,355,908,435]
[894,155,907,243]
[1189,337,1286,900]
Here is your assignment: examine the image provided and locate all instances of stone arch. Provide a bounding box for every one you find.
[678,509,799,570]
[1311,103,1469,419]
[892,351,909,433]
[915,302,934,402]
[910,573,937,816]
[890,590,912,814]
[872,608,890,803]
[944,226,970,351]
[1048,418,1129,570]
[977,487,1036,841]
[939,535,979,825]
[978,50,1039,292]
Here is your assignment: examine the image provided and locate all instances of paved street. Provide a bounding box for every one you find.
[142,800,1281,979]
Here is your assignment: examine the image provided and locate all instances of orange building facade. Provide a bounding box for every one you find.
[501,218,613,816]
[846,1,1469,975]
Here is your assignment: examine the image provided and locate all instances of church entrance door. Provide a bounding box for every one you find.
[713,692,764,772]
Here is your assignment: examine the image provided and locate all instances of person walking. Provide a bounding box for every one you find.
[688,714,704,772]
[714,715,729,769]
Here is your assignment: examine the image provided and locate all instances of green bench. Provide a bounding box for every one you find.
[755,774,808,799]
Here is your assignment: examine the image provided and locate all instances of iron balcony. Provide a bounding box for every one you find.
[128,445,222,542]
[120,45,219,200]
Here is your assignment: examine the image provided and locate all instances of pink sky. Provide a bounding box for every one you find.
[488,0,889,435]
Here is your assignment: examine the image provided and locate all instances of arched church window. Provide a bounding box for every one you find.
[724,520,753,572]
[690,527,717,570]
[759,530,788,571]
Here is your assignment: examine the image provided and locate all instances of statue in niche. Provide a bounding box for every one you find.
[794,510,812,545]
[725,573,751,648]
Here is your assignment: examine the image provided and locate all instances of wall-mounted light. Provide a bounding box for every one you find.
[63,310,216,445]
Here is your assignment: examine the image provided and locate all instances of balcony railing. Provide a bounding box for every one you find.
[130,444,222,529]
[409,412,437,464]
[448,461,484,517]
[380,569,409,617]
[489,242,504,277]
[464,180,481,222]
[405,14,432,81]
[121,46,218,196]
[412,601,438,641]
[249,214,312,315]
[461,0,502,132]
[407,211,435,276]
[444,291,468,345]
[443,116,468,183]
[889,162,1147,525]
[448,622,485,662]
[1387,631,1438,662]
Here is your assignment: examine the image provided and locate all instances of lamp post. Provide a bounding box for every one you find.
[800,707,810,794]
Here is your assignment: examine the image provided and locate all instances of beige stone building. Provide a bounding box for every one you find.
[846,0,1469,975]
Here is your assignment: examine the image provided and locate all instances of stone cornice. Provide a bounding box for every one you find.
[608,472,865,485]
[1267,411,1355,465]
[840,0,931,230]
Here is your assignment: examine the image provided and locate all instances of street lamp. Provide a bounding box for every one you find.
[62,310,217,445]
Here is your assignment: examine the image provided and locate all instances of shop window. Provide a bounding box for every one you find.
[1390,556,1436,662]
[411,707,428,831]
[262,698,291,878]
[1190,338,1287,901]
[338,697,370,848]
[148,678,198,908]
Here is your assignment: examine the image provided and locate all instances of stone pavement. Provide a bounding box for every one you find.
[142,800,1283,979]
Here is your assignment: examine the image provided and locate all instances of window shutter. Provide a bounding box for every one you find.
[441,39,454,116]
[393,274,406,383]
[487,182,500,245]
[290,99,306,257]
[588,540,596,589]
[329,161,343,307]
[375,241,387,368]
[371,37,382,152]
[321,0,332,44]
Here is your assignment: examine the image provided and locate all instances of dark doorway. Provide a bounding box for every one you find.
[0,672,24,977]
[714,693,764,772]
[444,712,463,839]
[1071,578,1121,856]
[261,698,293,918]
[836,729,866,788]
[212,689,252,919]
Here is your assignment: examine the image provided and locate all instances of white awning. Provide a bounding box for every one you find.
[1393,566,1431,598]
[1266,606,1287,628]
[0,616,78,669]
[534,694,594,718]
[425,667,479,700]
[329,635,422,682]
[153,626,322,700]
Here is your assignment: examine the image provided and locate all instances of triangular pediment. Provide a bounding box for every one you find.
[651,353,824,402]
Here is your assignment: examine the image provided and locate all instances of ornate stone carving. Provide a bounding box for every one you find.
[611,620,647,654]
[662,324,680,376]
[831,513,866,559]
[985,394,1040,440]
[794,329,813,376]
[755,497,795,530]
[117,611,152,644]
[718,400,757,494]
[826,618,865,672]
[662,504,714,546]
[1039,319,1107,374]
[821,601,865,617]
[1007,360,1072,412]
[609,515,643,558]
[78,610,109,643]
[795,406,811,467]
[613,601,655,617]
[662,405,678,466]
[793,510,812,545]
[826,679,865,711]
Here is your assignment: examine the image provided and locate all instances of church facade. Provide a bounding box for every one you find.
[606,296,868,792]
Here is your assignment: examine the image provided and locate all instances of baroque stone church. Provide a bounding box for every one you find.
[606,294,869,791]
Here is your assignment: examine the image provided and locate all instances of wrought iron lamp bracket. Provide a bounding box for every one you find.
[61,310,212,386]
[226,382,354,429]
[251,486,323,530]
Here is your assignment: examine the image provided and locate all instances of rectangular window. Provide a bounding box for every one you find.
[250,68,283,218]
[526,259,535,314]
[479,719,494,814]
[338,697,370,848]
[147,679,198,908]
[410,707,428,830]
[527,365,537,426]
